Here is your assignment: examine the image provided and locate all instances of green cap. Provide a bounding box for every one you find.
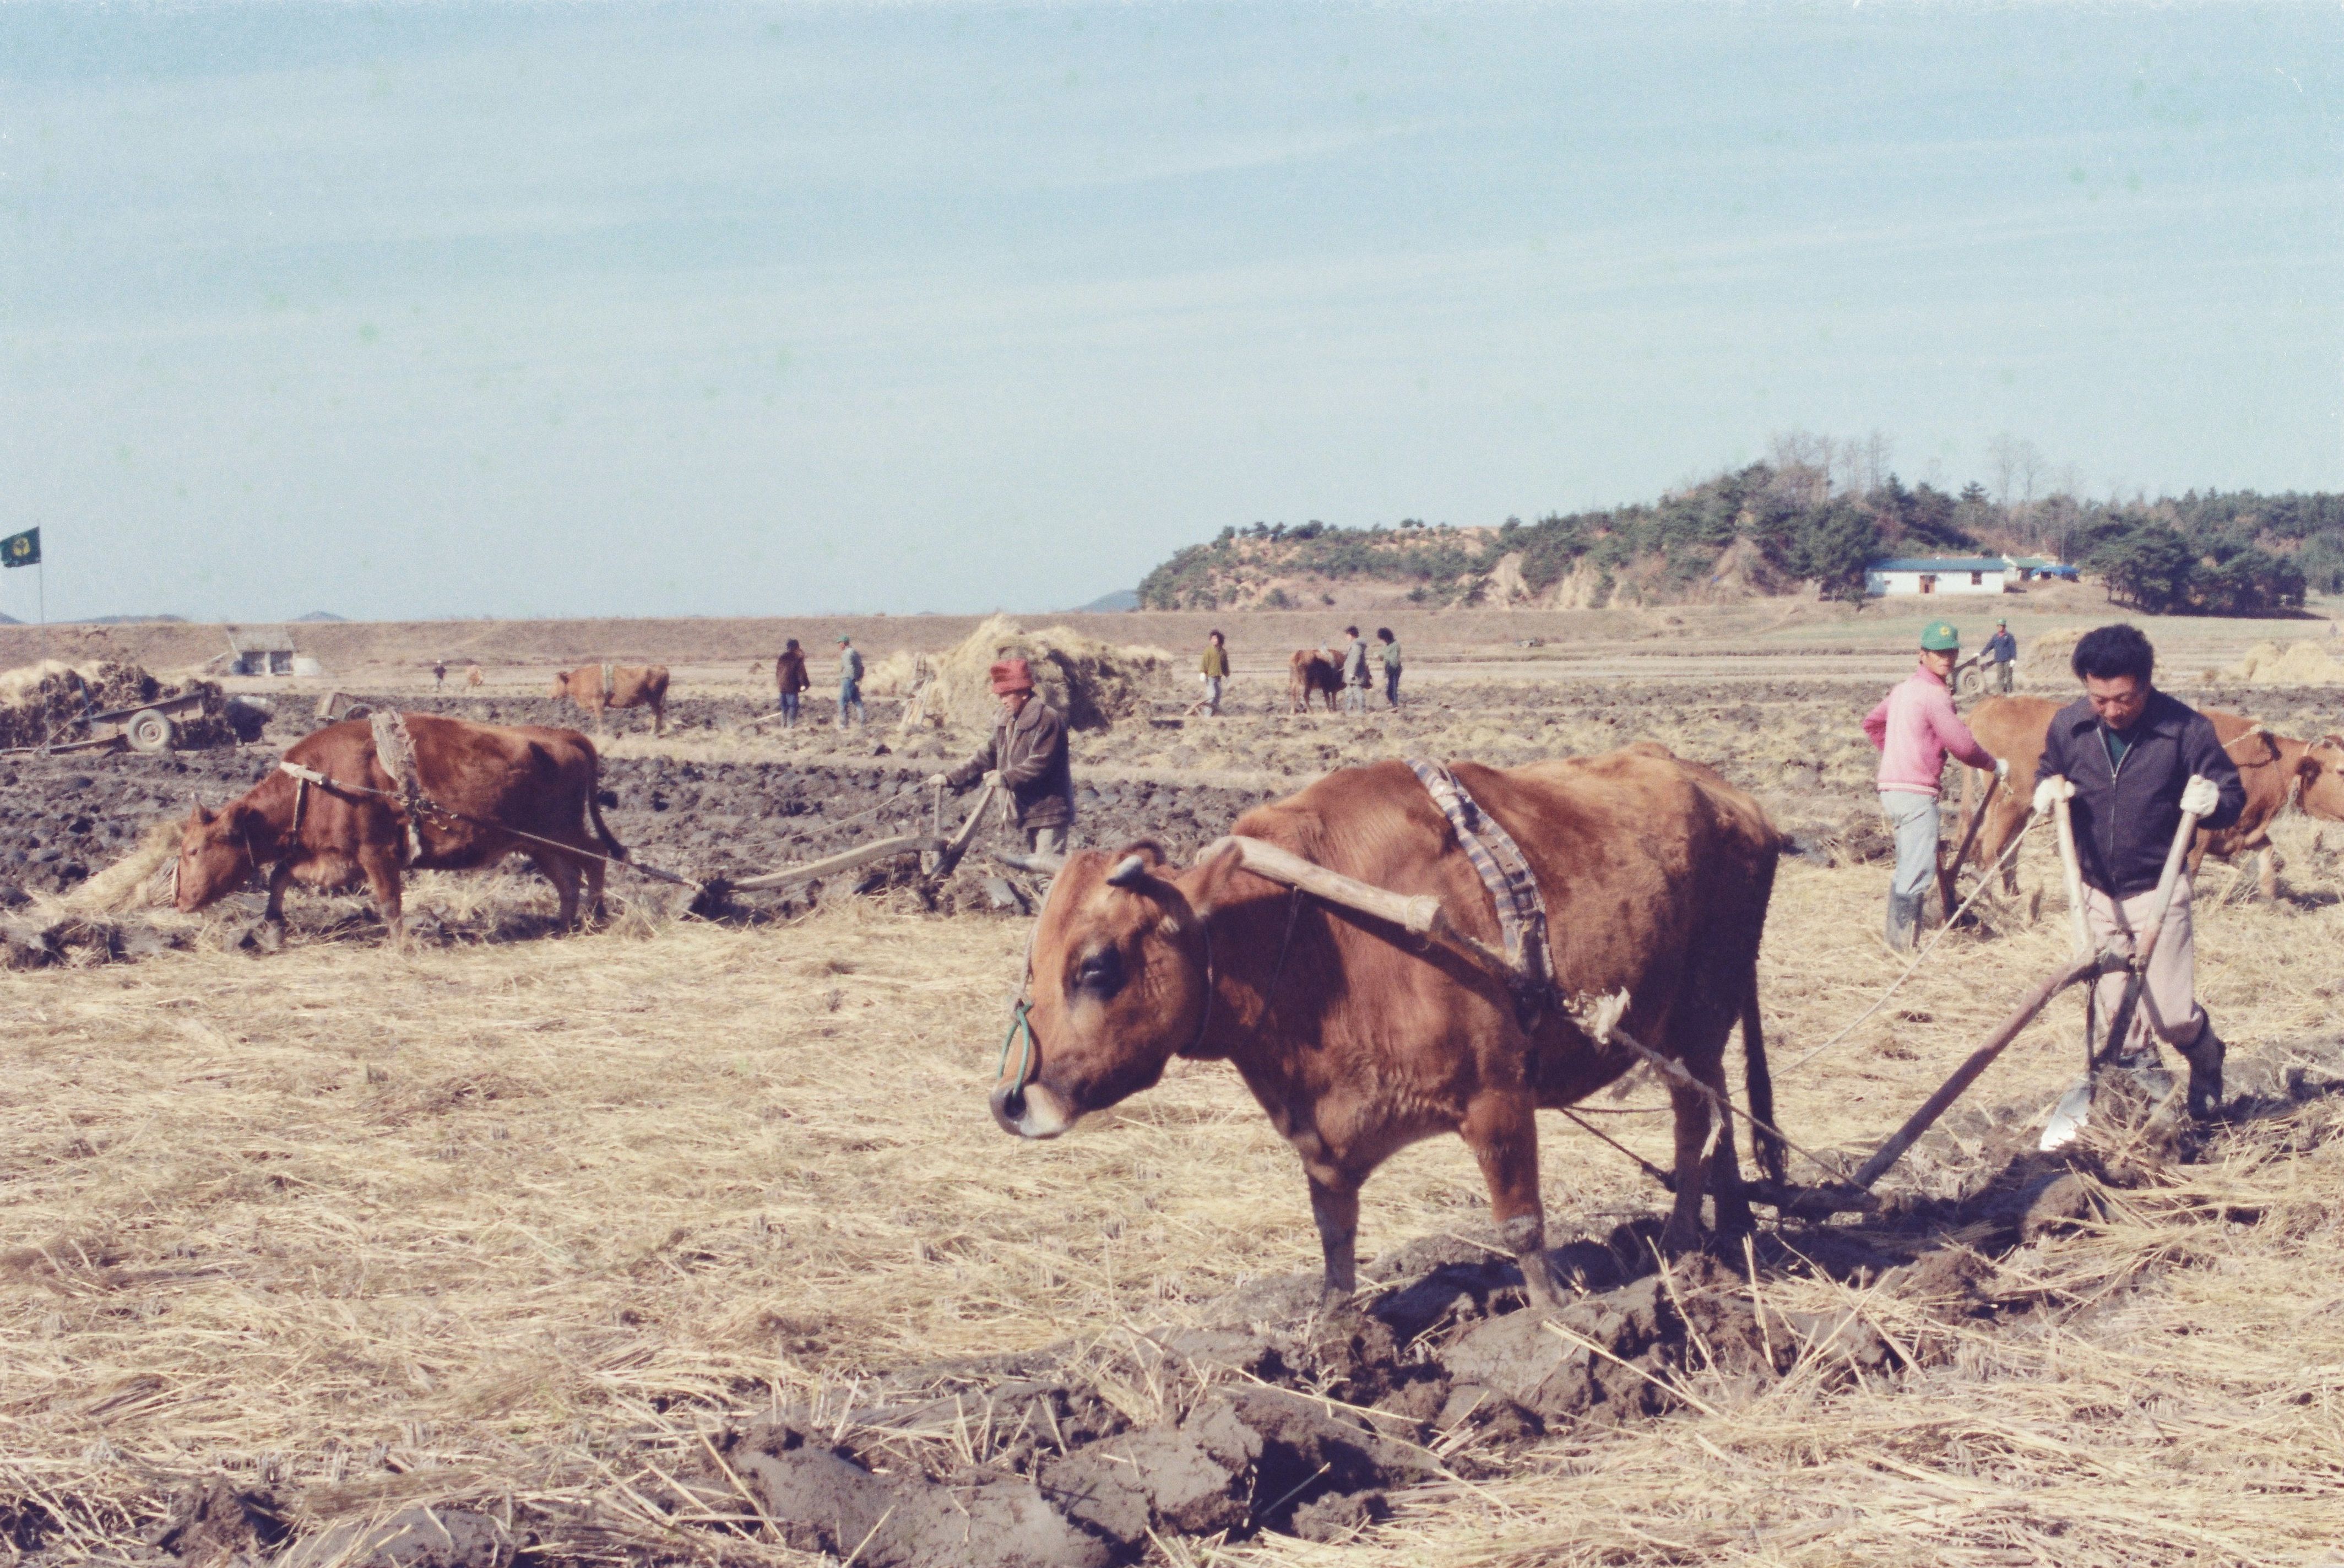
[1920,620,1961,652]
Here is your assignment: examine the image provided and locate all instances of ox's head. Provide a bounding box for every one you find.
[548,671,571,698]
[175,801,261,911]
[2300,736,2344,822]
[990,840,1243,1140]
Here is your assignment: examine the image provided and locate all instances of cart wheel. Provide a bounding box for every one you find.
[1956,666,1982,697]
[126,708,177,753]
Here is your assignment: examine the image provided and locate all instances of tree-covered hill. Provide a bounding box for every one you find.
[1139,457,2338,617]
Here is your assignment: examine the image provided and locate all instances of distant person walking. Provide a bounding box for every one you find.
[1982,618,2019,694]
[1377,627,1402,709]
[837,636,866,728]
[432,660,447,691]
[1862,620,2005,951]
[1197,630,1230,717]
[929,658,1075,855]
[1339,625,1371,714]
[775,638,810,728]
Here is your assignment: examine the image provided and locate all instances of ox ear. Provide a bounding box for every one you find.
[1184,838,1247,918]
[189,799,214,825]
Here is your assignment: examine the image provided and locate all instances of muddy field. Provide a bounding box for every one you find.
[6,660,2344,1566]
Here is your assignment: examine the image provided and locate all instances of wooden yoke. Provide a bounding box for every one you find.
[1211,835,1517,982]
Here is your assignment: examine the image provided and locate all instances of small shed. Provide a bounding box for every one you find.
[1864,557,2013,598]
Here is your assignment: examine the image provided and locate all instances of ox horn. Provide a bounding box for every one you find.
[1104,854,1149,888]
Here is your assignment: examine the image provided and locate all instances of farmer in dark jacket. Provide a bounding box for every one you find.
[774,638,811,727]
[2033,623,2244,1121]
[930,658,1075,854]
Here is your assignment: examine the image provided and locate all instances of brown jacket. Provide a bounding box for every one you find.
[775,649,810,694]
[946,699,1075,830]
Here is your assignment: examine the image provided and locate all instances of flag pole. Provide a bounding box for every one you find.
[37,548,52,751]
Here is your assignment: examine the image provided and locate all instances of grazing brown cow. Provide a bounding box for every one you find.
[176,714,626,937]
[464,664,485,690]
[550,664,669,736]
[1287,650,1342,714]
[1956,697,2340,900]
[989,745,1787,1307]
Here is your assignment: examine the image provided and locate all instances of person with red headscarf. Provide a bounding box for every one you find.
[927,657,1076,854]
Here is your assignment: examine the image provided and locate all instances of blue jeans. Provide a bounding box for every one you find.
[1384,666,1401,707]
[779,691,801,726]
[838,683,865,726]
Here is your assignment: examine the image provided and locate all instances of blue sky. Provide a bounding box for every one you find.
[2,3,2338,622]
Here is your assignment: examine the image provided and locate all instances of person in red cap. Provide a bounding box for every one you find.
[927,656,1076,854]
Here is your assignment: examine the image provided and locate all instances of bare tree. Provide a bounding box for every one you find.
[1988,433,2021,509]
[1766,429,1831,507]
[2016,440,2044,507]
[1857,430,1895,496]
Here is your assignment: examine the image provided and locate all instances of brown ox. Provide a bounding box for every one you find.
[1288,650,1342,714]
[1956,697,2342,901]
[464,664,485,690]
[990,745,1786,1307]
[551,664,670,735]
[176,714,626,937]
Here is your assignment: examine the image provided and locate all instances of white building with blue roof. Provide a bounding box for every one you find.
[1864,556,2014,597]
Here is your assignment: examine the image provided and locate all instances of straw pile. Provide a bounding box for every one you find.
[2022,625,2083,680]
[0,659,233,750]
[2229,638,2344,684]
[894,614,1174,734]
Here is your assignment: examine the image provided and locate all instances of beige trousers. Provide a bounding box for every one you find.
[2084,877,2204,1054]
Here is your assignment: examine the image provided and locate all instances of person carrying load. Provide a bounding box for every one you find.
[929,657,1076,855]
[1863,619,2006,951]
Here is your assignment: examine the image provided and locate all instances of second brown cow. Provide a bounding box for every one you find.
[551,664,670,736]
[1957,696,2344,900]
[176,714,626,938]
[1287,650,1342,714]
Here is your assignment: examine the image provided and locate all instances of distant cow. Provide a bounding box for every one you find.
[1956,696,2342,901]
[551,664,669,736]
[465,664,485,690]
[989,745,1787,1307]
[1287,650,1342,714]
[176,714,626,938]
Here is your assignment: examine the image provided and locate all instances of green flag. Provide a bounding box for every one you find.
[1,528,36,568]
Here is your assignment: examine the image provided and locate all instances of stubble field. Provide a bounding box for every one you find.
[4,621,2343,1566]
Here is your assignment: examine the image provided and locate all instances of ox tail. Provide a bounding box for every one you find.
[1777,832,1830,867]
[587,778,629,862]
[1740,980,1788,1188]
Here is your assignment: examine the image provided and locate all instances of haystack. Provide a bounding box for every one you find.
[2230,639,2344,685]
[898,615,1173,733]
[0,659,235,750]
[2024,626,2083,679]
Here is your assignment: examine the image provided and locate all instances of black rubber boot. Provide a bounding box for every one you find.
[1882,892,1921,953]
[2177,1019,2226,1121]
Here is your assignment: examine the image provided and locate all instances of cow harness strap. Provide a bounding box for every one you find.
[1407,757,1554,1026]
[370,710,430,864]
[600,663,616,704]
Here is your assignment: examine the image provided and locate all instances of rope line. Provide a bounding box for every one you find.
[1782,804,2048,1077]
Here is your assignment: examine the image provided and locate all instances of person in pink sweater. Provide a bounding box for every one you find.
[1862,620,2007,950]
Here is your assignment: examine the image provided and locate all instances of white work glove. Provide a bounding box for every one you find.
[2180,774,2220,817]
[1994,756,2011,782]
[982,769,1003,791]
[2032,775,2074,815]
[924,772,948,789]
